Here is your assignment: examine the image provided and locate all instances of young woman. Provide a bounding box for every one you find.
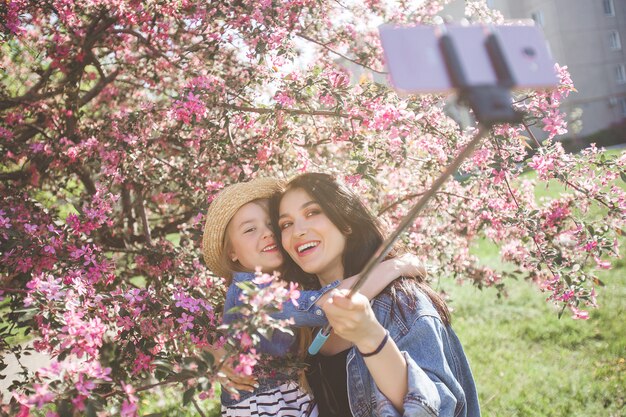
[201,177,425,416]
[272,173,481,417]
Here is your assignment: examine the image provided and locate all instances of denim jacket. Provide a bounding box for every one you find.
[221,272,339,406]
[346,287,481,417]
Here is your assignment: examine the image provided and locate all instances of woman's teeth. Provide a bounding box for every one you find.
[297,242,319,253]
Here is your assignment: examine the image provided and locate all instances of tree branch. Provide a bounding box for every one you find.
[110,29,177,67]
[191,398,209,417]
[0,170,31,182]
[134,185,153,246]
[224,104,360,120]
[522,121,615,210]
[79,68,120,107]
[296,32,387,75]
[377,190,476,216]
[73,167,97,195]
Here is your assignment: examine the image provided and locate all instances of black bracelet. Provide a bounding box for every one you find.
[358,330,390,357]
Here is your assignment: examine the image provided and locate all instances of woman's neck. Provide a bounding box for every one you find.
[317,266,344,287]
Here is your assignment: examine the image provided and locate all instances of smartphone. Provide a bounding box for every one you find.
[378,24,558,94]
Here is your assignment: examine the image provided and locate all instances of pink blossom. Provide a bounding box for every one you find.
[76,373,96,396]
[176,312,194,331]
[132,352,154,375]
[542,111,568,138]
[240,332,254,349]
[570,306,590,320]
[71,395,86,411]
[0,210,12,229]
[274,91,296,107]
[121,400,138,417]
[319,93,337,107]
[29,383,55,407]
[288,282,301,307]
[234,349,259,376]
[593,256,611,269]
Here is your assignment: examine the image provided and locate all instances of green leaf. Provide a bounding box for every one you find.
[200,351,215,367]
[620,171,626,183]
[183,387,196,405]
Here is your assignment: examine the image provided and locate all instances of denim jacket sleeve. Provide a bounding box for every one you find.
[370,316,465,417]
[349,289,477,417]
[222,272,338,327]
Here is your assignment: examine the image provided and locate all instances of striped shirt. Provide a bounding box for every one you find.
[221,382,318,417]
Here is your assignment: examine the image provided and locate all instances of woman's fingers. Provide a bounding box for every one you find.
[322,290,379,344]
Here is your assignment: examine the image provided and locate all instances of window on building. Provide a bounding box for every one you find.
[620,98,626,117]
[609,31,622,50]
[531,10,544,27]
[604,0,615,16]
[616,64,626,84]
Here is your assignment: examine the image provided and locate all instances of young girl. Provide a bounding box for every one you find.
[272,173,481,417]
[201,177,425,416]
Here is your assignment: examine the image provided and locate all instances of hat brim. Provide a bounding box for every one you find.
[202,177,284,278]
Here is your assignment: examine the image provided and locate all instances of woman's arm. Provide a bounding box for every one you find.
[322,290,467,417]
[321,290,408,412]
[317,255,425,355]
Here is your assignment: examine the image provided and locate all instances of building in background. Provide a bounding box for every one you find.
[472,0,625,142]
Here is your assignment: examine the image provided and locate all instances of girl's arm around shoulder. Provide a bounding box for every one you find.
[223,271,334,327]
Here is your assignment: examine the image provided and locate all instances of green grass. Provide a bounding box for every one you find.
[138,386,221,417]
[442,260,625,417]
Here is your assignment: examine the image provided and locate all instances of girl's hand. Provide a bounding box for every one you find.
[212,346,258,392]
[320,289,386,353]
[393,253,426,278]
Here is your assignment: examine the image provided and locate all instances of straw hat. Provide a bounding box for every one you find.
[202,177,284,278]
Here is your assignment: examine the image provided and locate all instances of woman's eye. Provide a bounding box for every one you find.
[306,209,321,217]
[244,227,256,234]
[280,222,292,230]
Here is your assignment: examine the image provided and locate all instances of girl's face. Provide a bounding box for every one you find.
[277,188,347,285]
[226,200,283,273]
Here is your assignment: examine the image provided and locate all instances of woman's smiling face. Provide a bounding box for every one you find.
[277,187,347,285]
[226,200,283,273]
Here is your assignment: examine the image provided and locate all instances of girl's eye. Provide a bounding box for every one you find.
[280,222,292,230]
[244,227,256,234]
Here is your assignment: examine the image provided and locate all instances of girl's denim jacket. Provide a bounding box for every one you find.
[347,288,481,417]
[220,272,338,406]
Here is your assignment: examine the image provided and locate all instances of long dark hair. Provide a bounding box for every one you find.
[270,173,450,325]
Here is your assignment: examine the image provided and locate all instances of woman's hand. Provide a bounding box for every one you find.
[320,289,386,353]
[322,289,408,412]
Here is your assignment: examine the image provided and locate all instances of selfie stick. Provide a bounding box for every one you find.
[308,25,525,355]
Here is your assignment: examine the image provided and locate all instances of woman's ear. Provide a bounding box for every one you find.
[345,226,352,235]
[229,251,238,263]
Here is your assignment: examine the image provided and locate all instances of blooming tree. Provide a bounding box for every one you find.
[1,0,625,414]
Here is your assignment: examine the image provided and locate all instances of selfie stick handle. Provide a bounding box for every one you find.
[309,25,524,356]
